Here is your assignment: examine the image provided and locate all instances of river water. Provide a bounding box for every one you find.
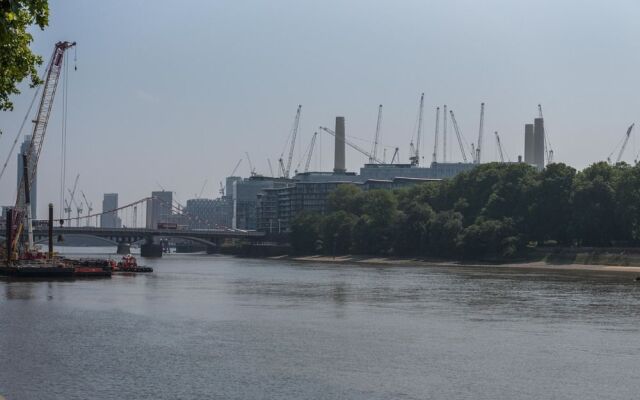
[1,248,640,399]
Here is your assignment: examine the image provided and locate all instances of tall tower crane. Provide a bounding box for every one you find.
[64,174,80,222]
[67,189,82,227]
[370,105,383,163]
[245,152,256,176]
[449,110,473,163]
[607,123,635,164]
[495,131,508,163]
[267,159,275,177]
[81,191,93,227]
[432,107,440,164]
[219,158,243,197]
[319,126,383,164]
[409,93,425,166]
[230,158,242,176]
[66,174,81,226]
[475,103,485,164]
[443,105,448,162]
[278,105,302,179]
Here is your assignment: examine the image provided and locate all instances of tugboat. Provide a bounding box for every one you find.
[114,254,153,273]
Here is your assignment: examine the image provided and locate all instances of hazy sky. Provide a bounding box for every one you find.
[2,0,640,218]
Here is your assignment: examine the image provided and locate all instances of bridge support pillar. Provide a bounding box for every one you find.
[117,243,131,255]
[206,245,218,254]
[141,243,163,258]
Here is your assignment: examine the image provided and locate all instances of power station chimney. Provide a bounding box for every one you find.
[524,124,534,165]
[533,118,545,170]
[334,116,346,174]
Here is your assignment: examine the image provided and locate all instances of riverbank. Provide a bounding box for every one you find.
[268,254,640,275]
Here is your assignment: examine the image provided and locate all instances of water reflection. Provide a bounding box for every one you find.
[1,252,640,400]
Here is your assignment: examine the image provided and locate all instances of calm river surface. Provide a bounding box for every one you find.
[1,248,640,399]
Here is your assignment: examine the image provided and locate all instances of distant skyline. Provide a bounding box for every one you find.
[2,0,640,218]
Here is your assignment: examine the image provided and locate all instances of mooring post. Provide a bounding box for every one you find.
[48,203,54,259]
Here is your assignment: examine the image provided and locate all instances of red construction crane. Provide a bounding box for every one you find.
[9,41,76,254]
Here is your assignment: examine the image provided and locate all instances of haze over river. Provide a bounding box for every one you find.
[1,248,640,399]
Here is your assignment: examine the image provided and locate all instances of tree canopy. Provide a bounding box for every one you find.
[1,0,49,111]
[290,162,640,259]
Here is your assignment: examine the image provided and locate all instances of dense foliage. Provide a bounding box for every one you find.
[1,0,49,111]
[290,162,640,259]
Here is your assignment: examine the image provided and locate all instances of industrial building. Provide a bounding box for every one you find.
[100,193,122,228]
[17,135,37,219]
[524,118,545,170]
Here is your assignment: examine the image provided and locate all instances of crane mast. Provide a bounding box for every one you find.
[495,131,507,162]
[304,132,318,173]
[475,103,485,164]
[432,107,440,164]
[267,158,275,177]
[409,93,424,166]
[443,105,448,162]
[370,105,383,163]
[66,174,80,225]
[616,124,634,163]
[449,110,471,163]
[390,147,399,164]
[68,187,83,227]
[81,191,93,227]
[229,158,242,176]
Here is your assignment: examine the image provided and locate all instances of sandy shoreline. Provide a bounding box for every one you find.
[268,254,640,275]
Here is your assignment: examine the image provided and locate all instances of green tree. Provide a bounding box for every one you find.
[428,211,464,256]
[393,198,435,256]
[571,162,618,246]
[613,163,640,242]
[529,163,576,244]
[327,184,363,214]
[290,212,322,254]
[1,0,49,111]
[457,218,520,258]
[351,190,398,254]
[321,211,356,255]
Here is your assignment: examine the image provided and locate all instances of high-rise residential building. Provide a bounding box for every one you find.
[100,193,122,228]
[146,190,173,228]
[17,135,37,219]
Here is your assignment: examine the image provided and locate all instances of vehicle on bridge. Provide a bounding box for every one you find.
[157,222,179,230]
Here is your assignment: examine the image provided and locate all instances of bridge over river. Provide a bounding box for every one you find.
[30,226,266,257]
